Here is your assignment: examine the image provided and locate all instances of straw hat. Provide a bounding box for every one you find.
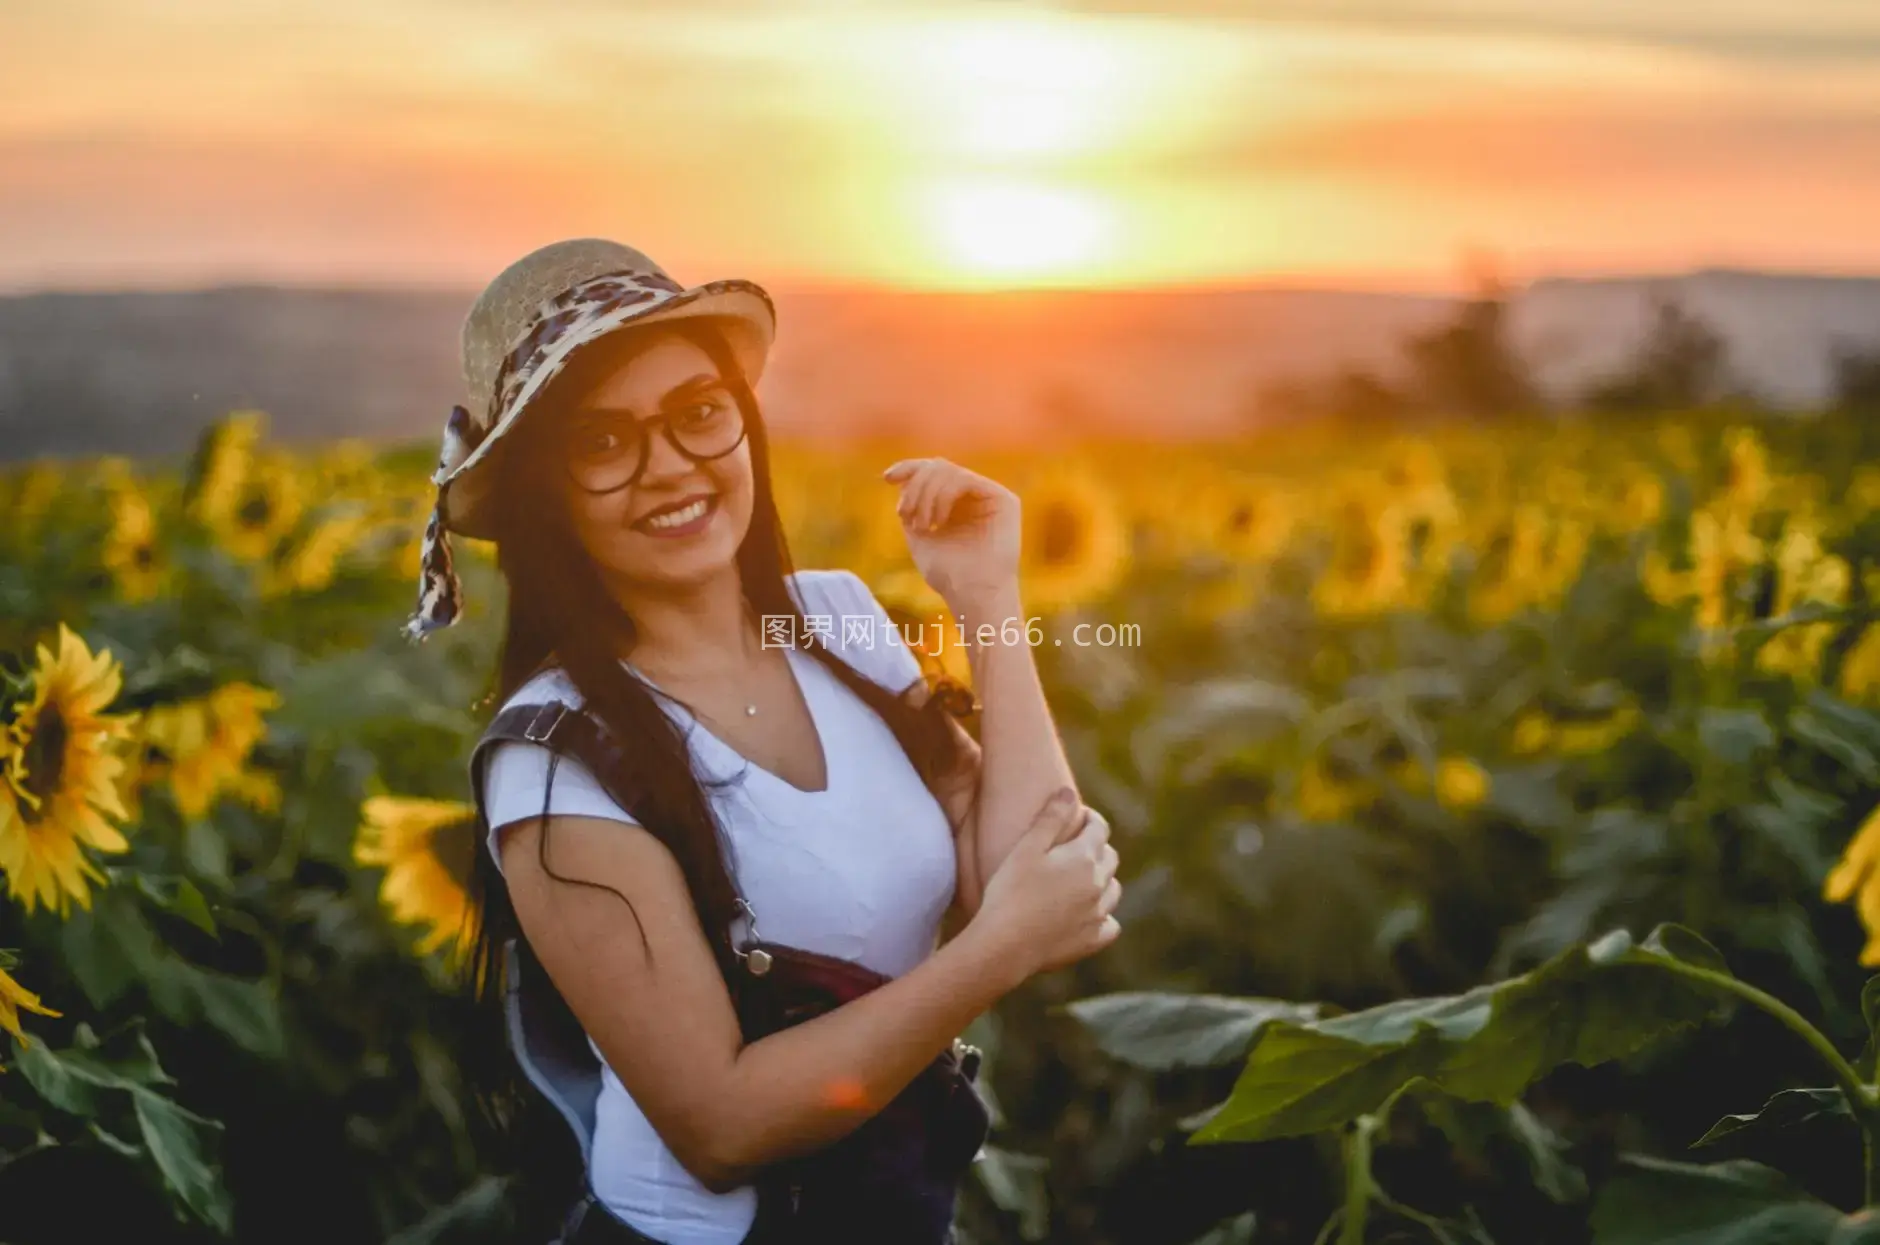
[403,238,775,641]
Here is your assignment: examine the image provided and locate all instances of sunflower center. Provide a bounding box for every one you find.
[238,492,273,529]
[1036,503,1084,566]
[133,542,157,569]
[1226,503,1253,536]
[17,703,69,819]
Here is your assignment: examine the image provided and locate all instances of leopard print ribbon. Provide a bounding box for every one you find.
[401,404,478,643]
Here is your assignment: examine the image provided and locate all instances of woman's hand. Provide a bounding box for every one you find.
[968,786,1122,980]
[882,457,1020,615]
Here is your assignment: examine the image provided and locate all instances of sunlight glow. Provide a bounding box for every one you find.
[925,178,1120,280]
[909,16,1134,161]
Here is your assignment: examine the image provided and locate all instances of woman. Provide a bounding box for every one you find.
[406,238,1122,1244]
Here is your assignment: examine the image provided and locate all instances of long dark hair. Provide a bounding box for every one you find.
[454,315,965,1213]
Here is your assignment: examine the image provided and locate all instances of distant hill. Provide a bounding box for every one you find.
[2,269,1877,461]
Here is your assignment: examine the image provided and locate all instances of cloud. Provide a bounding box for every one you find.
[1033,0,1880,68]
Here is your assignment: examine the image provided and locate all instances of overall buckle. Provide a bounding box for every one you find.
[524,701,568,744]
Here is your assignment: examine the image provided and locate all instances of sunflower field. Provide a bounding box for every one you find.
[4,402,1880,1244]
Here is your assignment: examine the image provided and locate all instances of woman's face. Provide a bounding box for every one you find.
[550,328,756,592]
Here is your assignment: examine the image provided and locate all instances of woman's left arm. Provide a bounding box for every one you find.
[886,459,1083,918]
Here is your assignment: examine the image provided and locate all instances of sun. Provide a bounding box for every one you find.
[926,177,1119,282]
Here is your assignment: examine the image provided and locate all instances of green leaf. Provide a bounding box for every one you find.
[1699,707,1775,766]
[1741,776,1841,881]
[1791,705,1880,783]
[384,1176,515,1245]
[1193,925,1734,1144]
[183,970,284,1059]
[131,1086,232,1233]
[1181,1212,1258,1245]
[136,876,218,939]
[975,1146,1052,1242]
[1693,1088,1854,1149]
[1065,992,1324,1070]
[12,1032,172,1116]
[1861,977,1880,1073]
[1589,1155,1846,1244]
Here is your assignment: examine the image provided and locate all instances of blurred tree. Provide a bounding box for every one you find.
[1400,277,1538,418]
[1584,291,1732,411]
[1830,344,1880,412]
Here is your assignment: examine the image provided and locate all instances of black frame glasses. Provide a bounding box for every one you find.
[560,392,748,495]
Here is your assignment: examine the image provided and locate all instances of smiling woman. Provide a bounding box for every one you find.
[398,238,1121,1245]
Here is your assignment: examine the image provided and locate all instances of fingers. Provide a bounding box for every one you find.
[881,458,930,483]
[921,476,969,533]
[1097,875,1122,919]
[884,458,982,534]
[1025,786,1083,849]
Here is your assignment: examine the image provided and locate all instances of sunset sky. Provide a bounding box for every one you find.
[5,0,1879,293]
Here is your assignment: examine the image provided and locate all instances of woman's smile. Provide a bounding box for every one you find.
[633,491,720,538]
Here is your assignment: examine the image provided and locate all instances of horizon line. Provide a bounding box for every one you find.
[5,261,1880,303]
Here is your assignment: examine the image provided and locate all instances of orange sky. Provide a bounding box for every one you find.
[4,0,1879,293]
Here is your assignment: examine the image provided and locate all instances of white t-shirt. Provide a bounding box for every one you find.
[480,569,959,1245]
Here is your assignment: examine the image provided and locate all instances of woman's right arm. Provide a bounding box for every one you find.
[499,786,1117,1194]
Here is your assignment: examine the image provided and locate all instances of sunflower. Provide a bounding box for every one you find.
[0,625,139,916]
[1016,466,1129,615]
[3,462,65,540]
[140,682,280,820]
[265,509,372,596]
[1391,755,1491,809]
[355,796,477,956]
[1182,474,1296,566]
[1682,506,1764,633]
[1296,757,1373,824]
[0,956,60,1053]
[1842,626,1880,703]
[185,410,264,528]
[186,412,307,564]
[210,451,306,565]
[1826,801,1880,966]
[1313,488,1413,620]
[1715,426,1771,517]
[1469,506,1588,626]
[1607,468,1665,534]
[102,483,167,602]
[1755,522,1850,680]
[309,438,378,498]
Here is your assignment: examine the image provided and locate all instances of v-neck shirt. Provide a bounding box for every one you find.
[478,569,960,1245]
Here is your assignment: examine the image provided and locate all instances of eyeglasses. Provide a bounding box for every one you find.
[560,386,748,495]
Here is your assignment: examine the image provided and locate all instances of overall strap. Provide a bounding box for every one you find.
[468,697,759,964]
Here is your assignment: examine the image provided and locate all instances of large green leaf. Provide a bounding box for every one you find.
[14,1029,231,1231]
[131,1087,232,1233]
[1065,992,1325,1070]
[1694,1088,1854,1151]
[974,1146,1052,1242]
[1192,925,1734,1143]
[1791,701,1880,783]
[1589,1156,1849,1244]
[1699,707,1775,766]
